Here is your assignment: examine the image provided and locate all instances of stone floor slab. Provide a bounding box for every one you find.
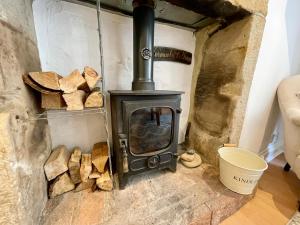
[40,163,253,225]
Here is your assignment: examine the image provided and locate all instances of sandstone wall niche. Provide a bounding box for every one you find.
[0,0,51,224]
[189,14,266,166]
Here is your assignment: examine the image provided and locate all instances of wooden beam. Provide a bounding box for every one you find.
[163,0,249,19]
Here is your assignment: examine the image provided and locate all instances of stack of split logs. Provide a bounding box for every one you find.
[23,66,103,110]
[44,142,112,198]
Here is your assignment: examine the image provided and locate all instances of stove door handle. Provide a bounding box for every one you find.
[119,135,129,173]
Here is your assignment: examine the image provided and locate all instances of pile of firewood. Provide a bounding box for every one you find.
[44,142,112,198]
[23,66,103,110]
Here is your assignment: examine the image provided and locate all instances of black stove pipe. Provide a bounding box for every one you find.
[132,0,155,91]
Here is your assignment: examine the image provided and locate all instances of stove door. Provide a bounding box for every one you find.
[122,99,180,157]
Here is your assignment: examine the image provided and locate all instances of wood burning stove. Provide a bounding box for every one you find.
[109,0,183,189]
[109,91,182,189]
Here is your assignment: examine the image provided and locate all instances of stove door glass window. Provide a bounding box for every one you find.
[129,107,173,155]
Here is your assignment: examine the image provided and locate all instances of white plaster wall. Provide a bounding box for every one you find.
[32,0,195,151]
[239,0,300,153]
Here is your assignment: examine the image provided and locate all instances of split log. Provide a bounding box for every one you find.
[41,93,65,109]
[84,91,103,108]
[96,168,113,191]
[59,69,87,93]
[91,142,109,173]
[74,179,96,192]
[89,166,101,179]
[91,182,98,192]
[68,147,82,184]
[44,145,69,181]
[49,173,75,198]
[62,90,86,111]
[29,71,61,91]
[83,66,101,90]
[80,154,92,182]
[22,74,61,94]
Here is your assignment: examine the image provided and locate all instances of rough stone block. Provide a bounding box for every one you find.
[39,192,80,225]
[189,15,265,167]
[49,173,75,198]
[44,145,69,181]
[71,190,104,225]
[0,2,52,225]
[227,0,268,16]
[0,113,20,224]
[194,48,245,136]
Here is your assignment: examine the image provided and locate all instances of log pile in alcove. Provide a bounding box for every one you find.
[23,66,103,110]
[44,142,112,198]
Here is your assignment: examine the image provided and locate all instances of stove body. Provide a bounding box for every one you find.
[110,91,182,188]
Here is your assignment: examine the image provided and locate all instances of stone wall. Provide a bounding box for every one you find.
[0,0,51,224]
[227,0,268,16]
[189,13,266,166]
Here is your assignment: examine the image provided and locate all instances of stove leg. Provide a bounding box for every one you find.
[284,163,291,172]
[119,175,128,190]
[169,159,177,172]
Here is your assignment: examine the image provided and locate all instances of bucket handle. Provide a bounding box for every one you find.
[223,143,237,148]
[217,143,237,159]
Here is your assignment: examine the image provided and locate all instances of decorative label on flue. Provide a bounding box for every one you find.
[154,46,192,65]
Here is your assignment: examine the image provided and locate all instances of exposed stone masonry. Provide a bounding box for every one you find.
[189,13,266,165]
[0,0,51,224]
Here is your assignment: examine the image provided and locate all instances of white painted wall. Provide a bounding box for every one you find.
[32,0,195,151]
[239,0,300,153]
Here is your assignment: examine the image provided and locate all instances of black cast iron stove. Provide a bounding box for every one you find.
[109,0,182,189]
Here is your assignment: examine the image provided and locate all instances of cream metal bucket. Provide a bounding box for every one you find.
[218,147,268,195]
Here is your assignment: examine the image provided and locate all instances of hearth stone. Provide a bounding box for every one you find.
[40,163,253,225]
